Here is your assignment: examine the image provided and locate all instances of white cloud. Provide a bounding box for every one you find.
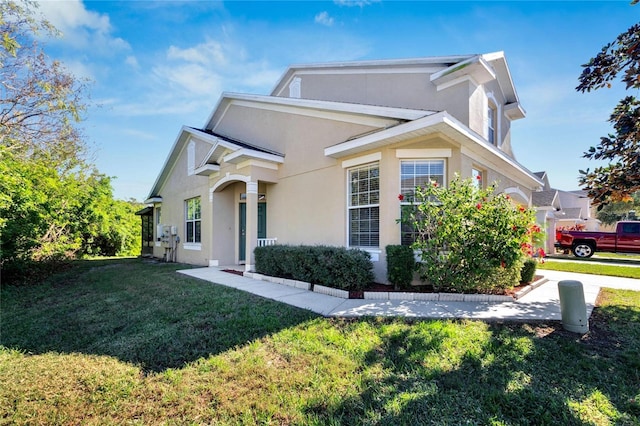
[35,0,130,53]
[125,55,139,69]
[334,0,380,7]
[153,63,223,98]
[315,11,334,27]
[58,58,94,80]
[167,40,228,66]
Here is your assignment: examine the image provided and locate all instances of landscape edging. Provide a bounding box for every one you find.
[244,271,549,303]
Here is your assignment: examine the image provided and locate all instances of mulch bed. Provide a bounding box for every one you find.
[222,269,543,300]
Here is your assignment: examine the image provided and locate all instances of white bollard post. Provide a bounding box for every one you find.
[557,280,589,334]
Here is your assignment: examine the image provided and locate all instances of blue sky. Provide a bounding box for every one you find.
[36,0,638,201]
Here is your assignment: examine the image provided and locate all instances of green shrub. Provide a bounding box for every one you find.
[385,245,415,290]
[254,245,374,291]
[403,175,541,293]
[520,259,537,283]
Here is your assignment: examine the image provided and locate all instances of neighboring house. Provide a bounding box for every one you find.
[142,52,543,283]
[532,171,598,253]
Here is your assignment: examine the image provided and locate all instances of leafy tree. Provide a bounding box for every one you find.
[0,0,88,164]
[595,192,640,225]
[576,15,640,207]
[0,2,141,282]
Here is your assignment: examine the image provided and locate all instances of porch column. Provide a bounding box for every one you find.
[245,181,258,272]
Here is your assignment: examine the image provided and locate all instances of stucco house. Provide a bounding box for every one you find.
[532,171,598,253]
[140,52,543,282]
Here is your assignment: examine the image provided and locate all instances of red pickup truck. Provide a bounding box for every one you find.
[556,221,640,258]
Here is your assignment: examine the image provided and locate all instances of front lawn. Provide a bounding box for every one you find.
[1,258,639,425]
[539,260,640,279]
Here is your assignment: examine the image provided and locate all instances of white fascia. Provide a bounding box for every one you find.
[270,55,476,96]
[325,111,543,189]
[324,113,449,158]
[430,55,496,88]
[207,92,431,131]
[504,102,526,120]
[223,148,285,165]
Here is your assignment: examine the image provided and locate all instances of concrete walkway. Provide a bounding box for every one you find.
[178,267,640,321]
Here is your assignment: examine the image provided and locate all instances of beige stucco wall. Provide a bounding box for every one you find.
[280,72,519,154]
[150,63,535,282]
[287,72,475,130]
[152,136,213,266]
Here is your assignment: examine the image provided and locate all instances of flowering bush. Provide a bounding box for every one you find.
[402,175,541,293]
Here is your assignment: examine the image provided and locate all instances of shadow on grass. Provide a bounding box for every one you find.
[305,311,640,425]
[0,258,318,373]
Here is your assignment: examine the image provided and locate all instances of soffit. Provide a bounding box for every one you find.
[325,112,543,189]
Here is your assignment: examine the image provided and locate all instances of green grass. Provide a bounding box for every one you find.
[594,252,640,261]
[2,258,640,425]
[539,260,640,279]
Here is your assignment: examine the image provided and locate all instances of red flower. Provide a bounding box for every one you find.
[398,194,404,201]
[476,203,482,209]
[501,260,506,268]
[505,195,511,200]
[518,206,526,212]
[476,174,482,180]
[538,248,546,257]
[433,182,438,187]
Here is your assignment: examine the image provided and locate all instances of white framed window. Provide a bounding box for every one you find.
[348,163,379,248]
[487,103,497,145]
[472,168,484,190]
[185,197,201,243]
[400,159,445,199]
[400,159,445,246]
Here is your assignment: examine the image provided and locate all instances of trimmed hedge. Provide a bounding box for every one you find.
[520,259,537,283]
[254,245,374,291]
[385,245,415,290]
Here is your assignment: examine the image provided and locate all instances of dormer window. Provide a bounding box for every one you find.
[487,102,497,145]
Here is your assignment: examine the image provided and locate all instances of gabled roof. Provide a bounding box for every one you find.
[561,207,585,220]
[147,96,436,200]
[325,111,543,189]
[203,92,433,132]
[270,52,525,118]
[532,190,559,208]
[146,126,285,199]
[270,54,475,96]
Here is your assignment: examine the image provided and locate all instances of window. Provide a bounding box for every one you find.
[400,160,445,200]
[622,223,640,234]
[472,168,484,190]
[349,163,379,247]
[156,207,162,225]
[185,197,201,243]
[487,103,497,145]
[400,160,445,245]
[289,77,301,98]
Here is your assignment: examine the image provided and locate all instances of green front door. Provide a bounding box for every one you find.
[239,203,267,262]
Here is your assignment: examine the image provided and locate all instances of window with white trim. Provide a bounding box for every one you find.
[185,197,201,243]
[400,159,445,246]
[472,168,484,190]
[348,163,379,248]
[487,102,497,145]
